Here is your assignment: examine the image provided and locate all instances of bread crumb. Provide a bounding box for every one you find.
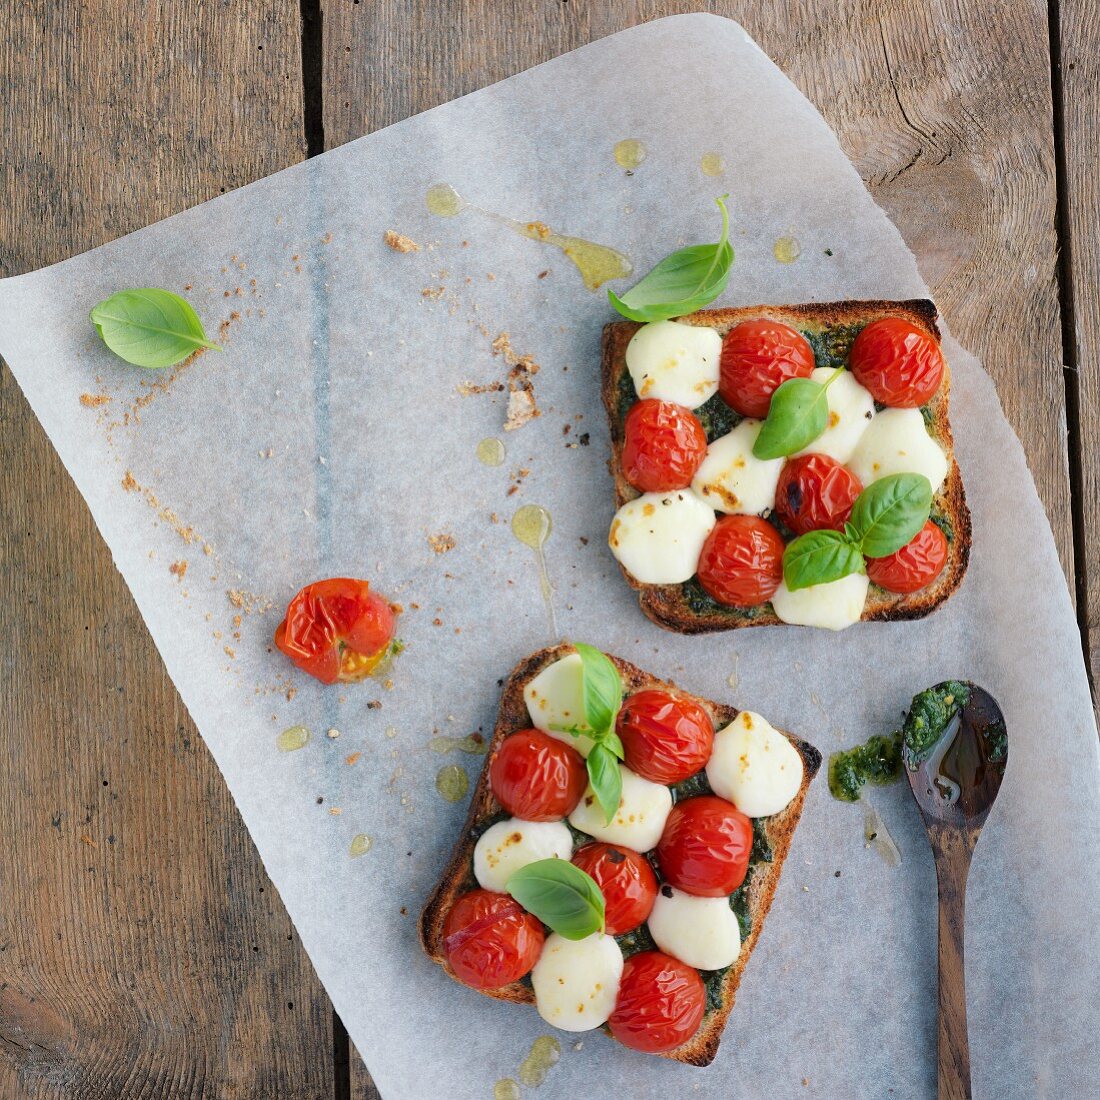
[421,285,445,300]
[345,752,362,766]
[384,230,420,253]
[79,392,110,408]
[456,380,505,396]
[121,471,139,492]
[329,807,343,816]
[327,728,341,739]
[169,560,188,580]
[504,386,539,432]
[428,532,456,554]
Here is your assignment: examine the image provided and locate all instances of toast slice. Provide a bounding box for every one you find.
[419,644,822,1066]
[601,299,971,633]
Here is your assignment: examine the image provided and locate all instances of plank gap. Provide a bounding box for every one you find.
[301,0,326,157]
[1046,0,1094,694]
[332,1010,351,1100]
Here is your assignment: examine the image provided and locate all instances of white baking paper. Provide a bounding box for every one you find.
[1,15,1096,1098]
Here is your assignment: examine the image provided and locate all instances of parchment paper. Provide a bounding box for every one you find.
[1,16,1097,1098]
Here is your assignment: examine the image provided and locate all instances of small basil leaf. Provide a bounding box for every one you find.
[753,377,830,459]
[573,643,623,736]
[90,288,221,368]
[848,473,934,558]
[608,195,733,322]
[602,730,625,761]
[506,859,605,941]
[587,743,623,826]
[783,529,866,592]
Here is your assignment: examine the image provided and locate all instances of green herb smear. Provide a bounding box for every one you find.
[608,196,734,322]
[90,288,222,368]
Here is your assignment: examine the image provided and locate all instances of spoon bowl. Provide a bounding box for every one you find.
[904,681,1007,1100]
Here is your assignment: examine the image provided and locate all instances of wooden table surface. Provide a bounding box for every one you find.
[1,2,1095,1097]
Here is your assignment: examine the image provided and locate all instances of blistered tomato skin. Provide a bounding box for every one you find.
[571,842,658,936]
[489,729,587,821]
[616,690,715,785]
[274,578,396,684]
[696,515,785,608]
[775,454,863,536]
[656,795,754,897]
[607,951,706,1054]
[442,889,545,990]
[719,320,816,418]
[867,520,949,594]
[621,400,709,493]
[849,317,944,407]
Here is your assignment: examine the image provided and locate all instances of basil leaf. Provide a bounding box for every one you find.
[602,729,626,761]
[573,642,623,736]
[848,473,933,558]
[608,195,733,322]
[90,288,222,369]
[783,529,866,592]
[506,859,605,941]
[587,743,623,826]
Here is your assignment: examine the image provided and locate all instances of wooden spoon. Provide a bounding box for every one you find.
[904,683,1008,1100]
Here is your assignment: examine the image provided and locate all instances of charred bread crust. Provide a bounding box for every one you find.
[600,299,971,634]
[419,644,822,1066]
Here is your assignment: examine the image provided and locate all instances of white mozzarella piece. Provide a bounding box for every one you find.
[706,711,804,817]
[770,572,869,631]
[690,419,783,515]
[472,818,573,893]
[647,886,741,970]
[523,652,595,757]
[532,933,623,1032]
[793,368,875,464]
[847,407,948,493]
[625,320,721,409]
[568,766,673,852]
[608,491,716,585]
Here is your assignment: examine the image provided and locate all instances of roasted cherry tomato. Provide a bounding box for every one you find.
[656,795,753,897]
[616,689,714,784]
[849,317,944,407]
[442,889,545,990]
[571,843,658,935]
[866,519,948,594]
[696,515,785,607]
[489,729,587,821]
[608,950,706,1054]
[719,319,816,418]
[775,453,863,536]
[621,399,709,493]
[274,578,395,685]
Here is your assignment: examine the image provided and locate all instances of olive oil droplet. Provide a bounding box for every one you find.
[476,437,506,466]
[518,1035,562,1088]
[700,151,725,177]
[493,1080,521,1100]
[860,792,903,867]
[277,725,311,752]
[727,653,740,691]
[425,183,466,217]
[435,764,469,803]
[613,138,647,170]
[773,235,802,264]
[511,504,551,550]
[349,834,373,858]
[384,725,397,739]
[511,505,558,640]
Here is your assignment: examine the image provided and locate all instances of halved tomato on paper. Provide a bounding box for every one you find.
[275,578,396,684]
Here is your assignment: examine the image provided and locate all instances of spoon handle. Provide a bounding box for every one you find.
[933,835,974,1100]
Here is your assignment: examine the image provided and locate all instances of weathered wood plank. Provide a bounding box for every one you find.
[323,0,1073,586]
[1057,0,1100,687]
[0,3,335,1097]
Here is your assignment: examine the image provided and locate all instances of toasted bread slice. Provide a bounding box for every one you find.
[601,299,971,633]
[419,644,822,1066]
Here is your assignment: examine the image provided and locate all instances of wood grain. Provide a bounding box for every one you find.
[1057,0,1100,686]
[0,4,335,1098]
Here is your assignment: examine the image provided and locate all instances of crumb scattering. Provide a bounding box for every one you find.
[79,392,111,408]
[384,229,421,253]
[428,532,456,554]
